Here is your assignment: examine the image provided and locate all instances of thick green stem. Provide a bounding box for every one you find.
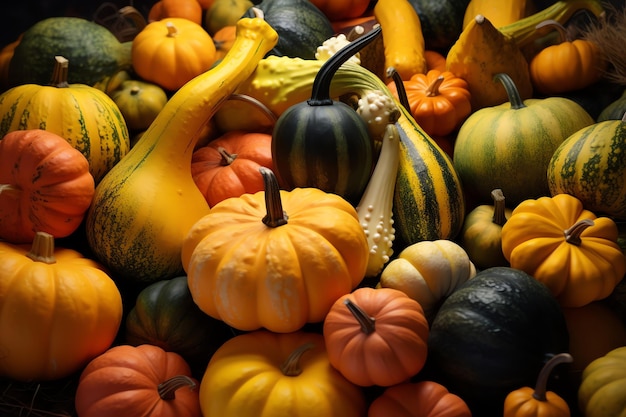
[344,299,376,335]
[387,67,410,111]
[157,375,197,400]
[494,72,526,110]
[260,167,288,228]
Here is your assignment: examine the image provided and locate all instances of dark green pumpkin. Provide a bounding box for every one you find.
[8,17,132,87]
[597,88,626,122]
[244,0,333,60]
[424,266,569,416]
[407,0,471,52]
[125,276,234,371]
[271,26,380,205]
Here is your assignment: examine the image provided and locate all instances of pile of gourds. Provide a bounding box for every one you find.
[0,0,625,416]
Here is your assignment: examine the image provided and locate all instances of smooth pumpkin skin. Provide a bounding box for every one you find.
[0,129,95,243]
[181,179,369,333]
[110,79,169,131]
[148,0,204,25]
[578,346,626,417]
[367,380,472,417]
[199,330,366,417]
[0,232,123,381]
[308,0,370,21]
[75,344,201,417]
[323,287,429,387]
[501,193,626,307]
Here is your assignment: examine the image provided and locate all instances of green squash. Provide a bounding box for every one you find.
[244,0,334,60]
[597,88,626,122]
[453,72,594,206]
[8,17,132,87]
[407,0,471,52]
[425,266,570,416]
[547,115,626,220]
[125,276,234,370]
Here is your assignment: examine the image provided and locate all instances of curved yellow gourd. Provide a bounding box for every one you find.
[85,16,279,283]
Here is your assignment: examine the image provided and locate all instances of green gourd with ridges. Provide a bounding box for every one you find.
[547,116,626,220]
[8,17,132,87]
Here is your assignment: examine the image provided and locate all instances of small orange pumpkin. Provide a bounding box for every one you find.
[148,0,204,25]
[191,130,274,207]
[387,69,472,137]
[0,129,95,243]
[212,24,236,61]
[307,0,371,21]
[323,287,429,387]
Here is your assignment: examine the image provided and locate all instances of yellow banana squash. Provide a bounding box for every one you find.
[85,15,279,283]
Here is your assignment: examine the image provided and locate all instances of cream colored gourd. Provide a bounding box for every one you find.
[85,15,278,283]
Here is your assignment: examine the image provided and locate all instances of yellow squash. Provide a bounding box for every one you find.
[85,15,279,283]
[463,0,535,28]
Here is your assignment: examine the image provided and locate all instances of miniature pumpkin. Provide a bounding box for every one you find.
[181,168,369,333]
[578,346,626,417]
[148,0,203,25]
[191,130,274,207]
[323,287,429,387]
[212,24,236,61]
[503,353,573,417]
[199,330,366,417]
[0,232,123,381]
[110,79,169,131]
[387,69,472,137]
[75,344,201,417]
[132,18,217,91]
[0,129,95,243]
[307,0,370,21]
[501,193,626,307]
[378,239,476,321]
[530,20,606,95]
[367,380,472,417]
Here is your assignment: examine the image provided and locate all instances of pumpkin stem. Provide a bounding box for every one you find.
[165,22,179,37]
[26,231,57,264]
[0,184,20,197]
[493,73,526,110]
[387,67,410,111]
[426,75,445,97]
[228,93,278,126]
[50,56,70,88]
[260,167,288,227]
[157,375,197,400]
[532,353,573,401]
[535,19,571,43]
[280,343,315,377]
[346,25,365,42]
[309,25,382,105]
[217,146,237,165]
[564,218,595,246]
[491,189,508,226]
[344,299,376,335]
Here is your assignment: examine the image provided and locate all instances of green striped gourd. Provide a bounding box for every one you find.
[547,115,626,219]
[453,72,594,207]
[0,56,130,183]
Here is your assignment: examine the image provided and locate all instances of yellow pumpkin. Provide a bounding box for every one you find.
[0,232,123,381]
[578,346,626,417]
[199,330,366,417]
[181,168,369,333]
[132,17,217,91]
[501,193,626,307]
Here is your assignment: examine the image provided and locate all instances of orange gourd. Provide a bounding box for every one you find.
[425,50,447,72]
[191,130,274,207]
[0,129,95,243]
[503,353,573,417]
[148,0,204,25]
[212,24,236,61]
[307,0,371,21]
[75,344,201,417]
[132,18,217,91]
[387,69,472,137]
[323,287,429,387]
[368,380,472,417]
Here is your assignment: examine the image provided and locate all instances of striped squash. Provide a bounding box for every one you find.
[453,73,594,207]
[227,56,465,244]
[547,117,626,219]
[0,56,130,183]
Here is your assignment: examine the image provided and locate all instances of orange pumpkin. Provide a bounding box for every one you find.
[148,0,204,25]
[308,0,371,21]
[191,130,274,207]
[0,35,21,92]
[212,24,236,61]
[425,50,447,72]
[368,380,472,417]
[323,287,429,387]
[387,69,472,137]
[132,18,217,91]
[0,129,95,243]
[75,344,201,417]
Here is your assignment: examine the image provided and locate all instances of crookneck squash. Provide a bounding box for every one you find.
[85,15,278,283]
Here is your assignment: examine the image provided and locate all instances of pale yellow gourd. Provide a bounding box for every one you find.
[85,15,279,283]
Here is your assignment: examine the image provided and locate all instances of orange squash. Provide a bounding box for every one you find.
[148,0,203,25]
[323,287,429,387]
[307,0,371,21]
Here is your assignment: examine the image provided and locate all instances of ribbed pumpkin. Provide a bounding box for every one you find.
[0,56,130,183]
[181,168,369,333]
[0,232,123,381]
[547,114,626,220]
[578,346,626,417]
[453,72,594,206]
[110,79,169,131]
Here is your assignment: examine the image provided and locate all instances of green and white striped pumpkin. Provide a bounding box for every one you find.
[0,56,130,183]
[453,72,594,206]
[547,115,626,219]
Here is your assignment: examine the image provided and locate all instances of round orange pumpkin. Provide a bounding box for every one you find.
[0,129,95,243]
[307,0,371,21]
[148,0,204,25]
[323,287,429,387]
